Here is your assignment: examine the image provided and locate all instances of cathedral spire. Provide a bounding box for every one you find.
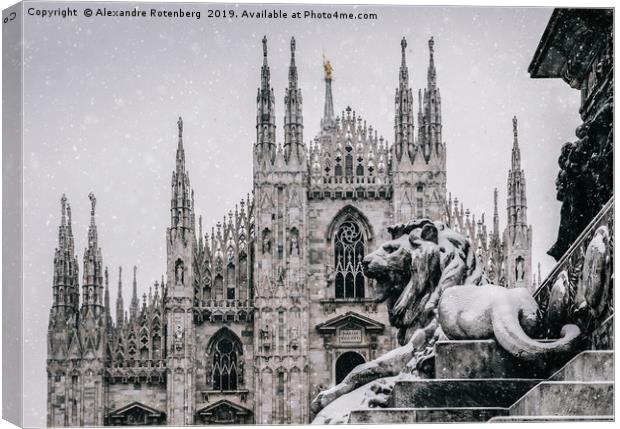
[320,54,336,131]
[82,192,104,312]
[284,36,304,163]
[104,267,112,325]
[493,187,499,237]
[130,265,139,320]
[507,116,527,227]
[394,37,415,162]
[288,36,297,86]
[88,192,97,243]
[176,116,185,172]
[511,115,521,170]
[256,36,276,161]
[399,37,409,88]
[503,115,532,290]
[60,193,67,226]
[170,117,193,230]
[116,266,124,327]
[52,194,79,316]
[421,36,443,161]
[261,35,270,87]
[427,36,437,89]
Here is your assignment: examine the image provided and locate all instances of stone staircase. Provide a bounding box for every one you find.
[489,350,614,422]
[348,340,614,423]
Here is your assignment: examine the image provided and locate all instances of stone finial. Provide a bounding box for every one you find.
[177,116,183,137]
[513,116,518,138]
[401,37,407,53]
[262,35,268,57]
[428,36,434,53]
[290,36,296,56]
[88,192,96,217]
[60,194,67,225]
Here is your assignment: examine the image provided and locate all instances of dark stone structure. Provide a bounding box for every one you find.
[528,8,613,260]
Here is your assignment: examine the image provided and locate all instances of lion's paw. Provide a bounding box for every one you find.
[364,379,395,408]
[310,391,329,414]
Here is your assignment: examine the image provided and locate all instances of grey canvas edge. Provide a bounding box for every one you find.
[2,1,24,427]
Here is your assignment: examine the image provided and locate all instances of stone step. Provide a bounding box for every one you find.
[349,407,508,424]
[548,350,614,382]
[489,415,614,422]
[508,381,613,416]
[391,379,541,409]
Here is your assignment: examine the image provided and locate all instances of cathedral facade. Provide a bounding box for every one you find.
[46,36,533,426]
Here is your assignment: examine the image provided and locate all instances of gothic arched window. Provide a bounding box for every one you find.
[334,221,365,298]
[214,275,223,301]
[345,154,353,177]
[209,330,243,391]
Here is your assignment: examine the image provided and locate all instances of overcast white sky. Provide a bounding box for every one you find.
[19,2,582,424]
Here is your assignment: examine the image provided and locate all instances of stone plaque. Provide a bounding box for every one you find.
[339,329,362,344]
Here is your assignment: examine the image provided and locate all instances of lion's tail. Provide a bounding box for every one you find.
[491,305,581,362]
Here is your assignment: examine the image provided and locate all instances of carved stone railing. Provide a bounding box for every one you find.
[108,359,167,369]
[201,298,253,309]
[105,359,167,384]
[308,182,392,201]
[194,299,254,324]
[534,196,613,350]
[319,297,378,315]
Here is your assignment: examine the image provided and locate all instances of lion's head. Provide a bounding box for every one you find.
[363,219,487,345]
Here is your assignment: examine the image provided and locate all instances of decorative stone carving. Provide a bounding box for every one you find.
[311,219,487,417]
[546,271,570,337]
[173,324,184,352]
[549,102,613,260]
[537,11,614,260]
[175,259,184,285]
[312,219,583,423]
[534,197,613,350]
[576,226,611,318]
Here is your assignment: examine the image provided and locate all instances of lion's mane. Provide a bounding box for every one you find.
[367,219,488,345]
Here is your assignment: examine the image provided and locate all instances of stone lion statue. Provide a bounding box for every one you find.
[311,219,581,423]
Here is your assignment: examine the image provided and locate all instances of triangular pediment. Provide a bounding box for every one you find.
[259,190,274,210]
[196,399,252,416]
[67,331,82,359]
[316,311,384,333]
[109,402,164,418]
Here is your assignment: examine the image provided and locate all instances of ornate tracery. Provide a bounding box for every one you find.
[208,330,243,391]
[334,221,365,298]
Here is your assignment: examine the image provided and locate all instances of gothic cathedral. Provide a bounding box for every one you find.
[47,36,533,426]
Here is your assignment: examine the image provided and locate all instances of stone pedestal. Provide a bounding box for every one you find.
[434,340,546,379]
[391,379,541,408]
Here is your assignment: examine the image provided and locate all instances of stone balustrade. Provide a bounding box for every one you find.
[200,298,253,309]
[106,359,167,384]
[194,299,254,324]
[109,359,167,369]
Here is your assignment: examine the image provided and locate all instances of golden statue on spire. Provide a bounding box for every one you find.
[322,53,333,80]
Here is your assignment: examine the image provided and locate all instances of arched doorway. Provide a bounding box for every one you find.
[335,351,365,384]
